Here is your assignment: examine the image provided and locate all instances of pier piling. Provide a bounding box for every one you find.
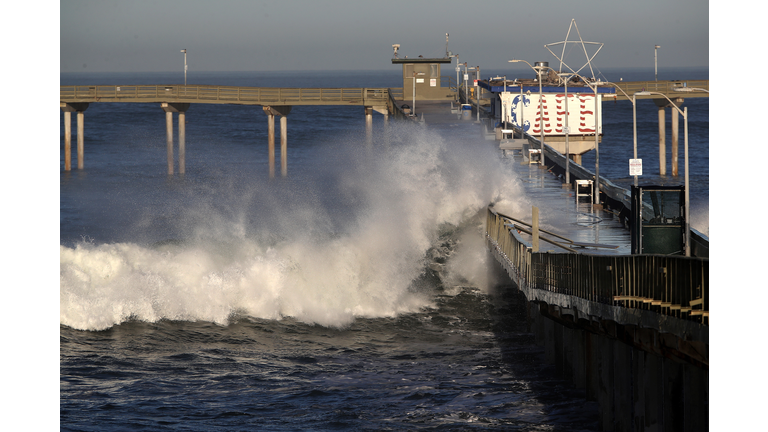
[60,103,89,171]
[263,106,292,178]
[161,103,190,175]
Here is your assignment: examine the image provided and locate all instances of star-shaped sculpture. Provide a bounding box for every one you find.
[544,19,604,83]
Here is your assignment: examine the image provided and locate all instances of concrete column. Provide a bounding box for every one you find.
[179,112,186,174]
[77,111,85,170]
[561,324,574,381]
[267,113,275,178]
[280,115,288,177]
[585,332,599,401]
[64,111,72,171]
[554,320,564,376]
[544,316,556,364]
[61,103,88,171]
[572,327,586,389]
[598,336,615,431]
[632,348,646,432]
[671,107,679,176]
[166,111,174,175]
[263,106,292,178]
[683,364,708,432]
[642,351,664,432]
[161,103,190,176]
[365,107,373,147]
[658,106,666,176]
[663,357,685,431]
[613,340,632,432]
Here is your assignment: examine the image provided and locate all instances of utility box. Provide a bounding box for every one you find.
[630,185,685,255]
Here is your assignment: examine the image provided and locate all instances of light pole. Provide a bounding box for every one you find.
[454,54,460,103]
[601,82,640,188]
[180,49,187,86]
[635,90,691,257]
[558,73,575,186]
[654,45,660,81]
[509,59,553,167]
[574,74,603,205]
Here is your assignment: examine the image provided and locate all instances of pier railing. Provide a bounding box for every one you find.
[610,80,709,100]
[60,85,392,106]
[486,207,708,325]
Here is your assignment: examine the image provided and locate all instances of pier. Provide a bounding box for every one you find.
[60,68,709,431]
[383,93,708,431]
[60,85,395,176]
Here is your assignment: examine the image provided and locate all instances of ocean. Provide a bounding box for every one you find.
[59,68,708,430]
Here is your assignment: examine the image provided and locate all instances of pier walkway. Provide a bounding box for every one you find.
[409,98,708,431]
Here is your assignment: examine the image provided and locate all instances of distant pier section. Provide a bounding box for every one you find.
[60,85,399,176]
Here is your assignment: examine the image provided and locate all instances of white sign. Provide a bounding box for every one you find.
[416,78,424,83]
[629,159,643,176]
[464,74,469,80]
[430,78,436,87]
[498,93,602,137]
[473,80,478,86]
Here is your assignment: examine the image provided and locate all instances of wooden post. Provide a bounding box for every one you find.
[179,112,186,174]
[64,111,72,171]
[166,111,174,175]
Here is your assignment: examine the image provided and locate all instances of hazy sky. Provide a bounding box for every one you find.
[60,0,709,74]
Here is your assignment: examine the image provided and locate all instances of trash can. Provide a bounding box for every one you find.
[461,104,471,119]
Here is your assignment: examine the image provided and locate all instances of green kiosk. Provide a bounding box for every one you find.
[630,185,686,255]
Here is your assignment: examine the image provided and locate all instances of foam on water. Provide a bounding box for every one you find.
[60,123,525,331]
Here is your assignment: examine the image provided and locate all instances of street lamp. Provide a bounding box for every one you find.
[635,90,691,257]
[558,72,575,186]
[573,74,603,205]
[654,45,660,81]
[509,59,555,167]
[180,49,187,86]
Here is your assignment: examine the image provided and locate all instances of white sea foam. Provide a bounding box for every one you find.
[60,123,525,330]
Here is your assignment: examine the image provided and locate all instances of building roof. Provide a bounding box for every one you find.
[391,57,453,64]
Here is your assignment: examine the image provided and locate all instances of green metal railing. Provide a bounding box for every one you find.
[486,207,708,324]
[60,85,391,106]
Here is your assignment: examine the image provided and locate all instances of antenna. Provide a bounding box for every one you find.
[445,33,449,57]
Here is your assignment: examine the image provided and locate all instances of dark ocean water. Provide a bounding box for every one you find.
[60,68,708,430]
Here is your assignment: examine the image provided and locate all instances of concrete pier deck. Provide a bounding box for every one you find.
[406,99,632,255]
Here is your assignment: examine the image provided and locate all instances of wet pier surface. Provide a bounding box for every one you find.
[411,99,632,255]
[510,163,632,255]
